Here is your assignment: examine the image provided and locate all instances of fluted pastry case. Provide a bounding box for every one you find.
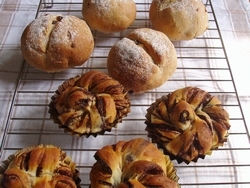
[0,0,250,187]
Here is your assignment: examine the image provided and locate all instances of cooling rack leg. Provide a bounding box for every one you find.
[43,0,54,8]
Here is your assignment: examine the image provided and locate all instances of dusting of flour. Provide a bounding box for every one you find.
[113,38,153,82]
[129,29,171,58]
[25,14,79,53]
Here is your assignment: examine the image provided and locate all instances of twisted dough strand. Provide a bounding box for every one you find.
[90,138,179,187]
[49,70,130,137]
[0,145,80,188]
[145,87,231,163]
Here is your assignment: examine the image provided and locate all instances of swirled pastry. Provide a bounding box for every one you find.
[145,87,231,163]
[90,138,179,187]
[0,145,80,188]
[49,70,130,137]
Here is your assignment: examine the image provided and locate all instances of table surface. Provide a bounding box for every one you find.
[0,0,250,187]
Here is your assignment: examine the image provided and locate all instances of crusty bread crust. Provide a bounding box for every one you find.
[21,14,94,72]
[107,28,177,94]
[82,0,136,33]
[150,0,208,41]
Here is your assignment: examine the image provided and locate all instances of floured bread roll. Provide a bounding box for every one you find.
[149,0,209,41]
[0,145,80,188]
[107,28,177,94]
[49,70,130,137]
[145,87,231,164]
[82,0,136,33]
[90,138,179,187]
[21,13,94,72]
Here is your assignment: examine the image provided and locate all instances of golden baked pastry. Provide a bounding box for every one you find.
[49,70,130,137]
[149,0,209,41]
[107,28,177,94]
[145,87,231,164]
[21,13,94,72]
[0,145,80,188]
[90,138,179,187]
[82,0,136,33]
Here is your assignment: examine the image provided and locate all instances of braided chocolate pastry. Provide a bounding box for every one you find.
[0,145,80,188]
[49,70,130,137]
[90,138,179,187]
[145,87,231,164]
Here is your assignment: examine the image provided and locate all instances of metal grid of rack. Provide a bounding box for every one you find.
[1,0,250,187]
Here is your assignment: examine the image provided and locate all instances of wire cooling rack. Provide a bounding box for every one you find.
[1,0,250,187]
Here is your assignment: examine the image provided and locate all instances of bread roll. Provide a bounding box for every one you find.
[149,0,209,41]
[0,145,80,188]
[107,28,177,94]
[90,138,179,187]
[49,70,130,137]
[82,0,136,33]
[145,87,231,164]
[21,13,94,72]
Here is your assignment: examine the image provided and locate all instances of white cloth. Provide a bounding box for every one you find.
[0,0,250,187]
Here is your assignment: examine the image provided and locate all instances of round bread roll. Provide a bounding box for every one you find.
[107,28,177,94]
[90,138,179,187]
[145,87,231,164]
[0,145,80,187]
[21,13,94,72]
[149,0,209,41]
[49,70,130,137]
[82,0,136,33]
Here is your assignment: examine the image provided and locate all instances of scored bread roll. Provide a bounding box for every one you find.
[21,13,94,72]
[107,28,177,94]
[82,0,137,33]
[149,0,209,41]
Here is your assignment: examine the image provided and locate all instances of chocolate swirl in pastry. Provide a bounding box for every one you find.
[0,145,80,188]
[49,70,130,137]
[145,87,231,164]
[90,138,179,187]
